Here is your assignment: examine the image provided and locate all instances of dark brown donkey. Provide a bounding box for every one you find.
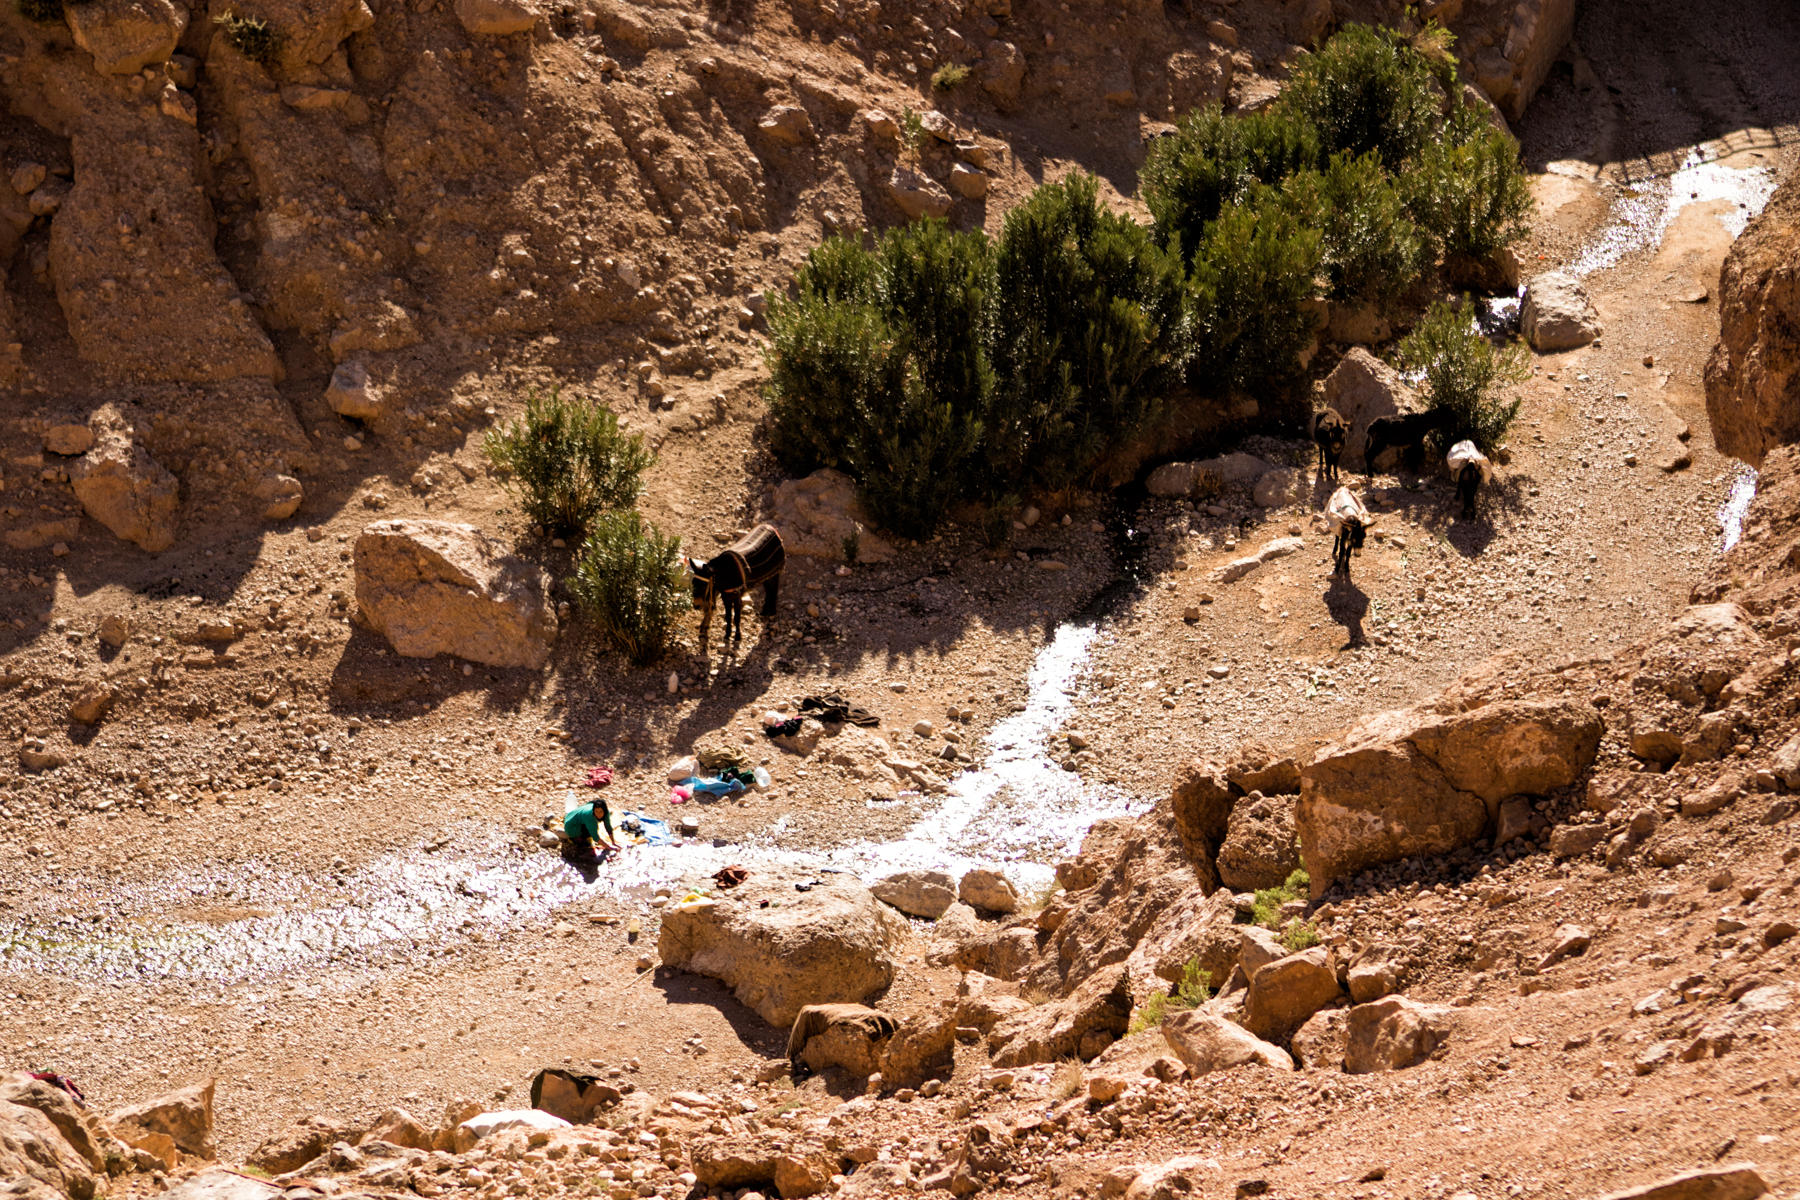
[689,523,785,640]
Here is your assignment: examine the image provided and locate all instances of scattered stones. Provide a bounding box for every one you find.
[67,682,115,725]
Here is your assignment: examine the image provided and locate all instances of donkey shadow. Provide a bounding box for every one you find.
[1324,575,1370,648]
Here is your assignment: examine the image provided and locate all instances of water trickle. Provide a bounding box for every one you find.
[1720,466,1758,552]
[1,619,1144,984]
[1567,150,1779,280]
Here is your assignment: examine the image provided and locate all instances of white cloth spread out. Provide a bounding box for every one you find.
[1446,440,1494,483]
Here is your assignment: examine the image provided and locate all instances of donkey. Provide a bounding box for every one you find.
[689,523,785,640]
[1313,408,1348,482]
[1326,486,1373,580]
[1363,408,1456,476]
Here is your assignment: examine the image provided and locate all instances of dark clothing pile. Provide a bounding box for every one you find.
[799,694,879,727]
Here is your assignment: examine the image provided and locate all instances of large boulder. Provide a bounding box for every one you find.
[528,1070,622,1125]
[1242,947,1342,1044]
[959,868,1019,914]
[1321,348,1409,468]
[0,1074,118,1177]
[1706,173,1800,466]
[1470,0,1573,120]
[1343,995,1451,1073]
[1521,270,1602,351]
[70,411,179,552]
[1215,793,1301,892]
[107,1079,215,1159]
[1297,698,1602,895]
[65,0,187,74]
[771,469,895,563]
[1160,1008,1294,1076]
[888,166,953,220]
[1593,1166,1769,1200]
[871,869,957,919]
[451,1110,570,1153]
[658,874,906,1029]
[354,520,557,669]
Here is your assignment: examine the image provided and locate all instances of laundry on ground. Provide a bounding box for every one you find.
[799,694,879,726]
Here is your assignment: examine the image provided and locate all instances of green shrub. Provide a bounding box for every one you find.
[1189,194,1321,394]
[1251,867,1311,929]
[1280,918,1322,951]
[764,220,993,539]
[931,62,970,90]
[567,511,687,665]
[16,0,64,22]
[483,388,652,539]
[1395,297,1529,451]
[988,172,1192,492]
[1128,957,1214,1034]
[1141,104,1320,263]
[215,10,280,65]
[1283,150,1425,308]
[1403,103,1534,270]
[1281,23,1443,169]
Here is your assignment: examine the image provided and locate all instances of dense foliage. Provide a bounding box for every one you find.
[766,174,1189,536]
[768,22,1534,538]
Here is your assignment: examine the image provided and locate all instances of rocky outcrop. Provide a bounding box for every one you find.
[107,1079,216,1160]
[1706,173,1800,466]
[1521,271,1602,351]
[787,1003,898,1078]
[888,166,953,220]
[0,1097,101,1200]
[353,520,557,670]
[1242,947,1342,1044]
[658,874,906,1029]
[1298,697,1602,894]
[987,964,1132,1066]
[69,408,179,552]
[248,1114,358,1174]
[1464,0,1574,121]
[64,0,186,74]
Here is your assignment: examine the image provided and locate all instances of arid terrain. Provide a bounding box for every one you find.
[4,0,1800,1198]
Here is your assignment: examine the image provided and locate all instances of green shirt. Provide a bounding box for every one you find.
[564,801,614,842]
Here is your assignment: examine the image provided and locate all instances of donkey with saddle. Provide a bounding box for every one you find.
[689,523,785,640]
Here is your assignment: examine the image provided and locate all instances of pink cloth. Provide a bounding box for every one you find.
[584,765,615,788]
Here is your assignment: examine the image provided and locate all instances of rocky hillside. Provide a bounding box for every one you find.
[1707,172,1800,468]
[0,0,1569,557]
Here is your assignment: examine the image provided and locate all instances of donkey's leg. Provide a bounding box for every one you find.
[761,572,780,618]
[698,595,714,638]
[730,594,745,641]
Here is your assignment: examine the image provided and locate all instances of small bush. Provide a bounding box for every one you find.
[1189,193,1321,394]
[1128,957,1214,1034]
[1282,23,1443,169]
[215,10,280,65]
[1050,1060,1085,1100]
[1280,918,1322,951]
[931,62,970,91]
[484,388,652,539]
[1251,867,1311,929]
[1395,297,1529,450]
[1283,150,1425,307]
[566,511,687,665]
[898,109,927,159]
[16,0,64,23]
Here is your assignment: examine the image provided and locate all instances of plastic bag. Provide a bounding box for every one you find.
[753,766,772,790]
[666,756,696,783]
